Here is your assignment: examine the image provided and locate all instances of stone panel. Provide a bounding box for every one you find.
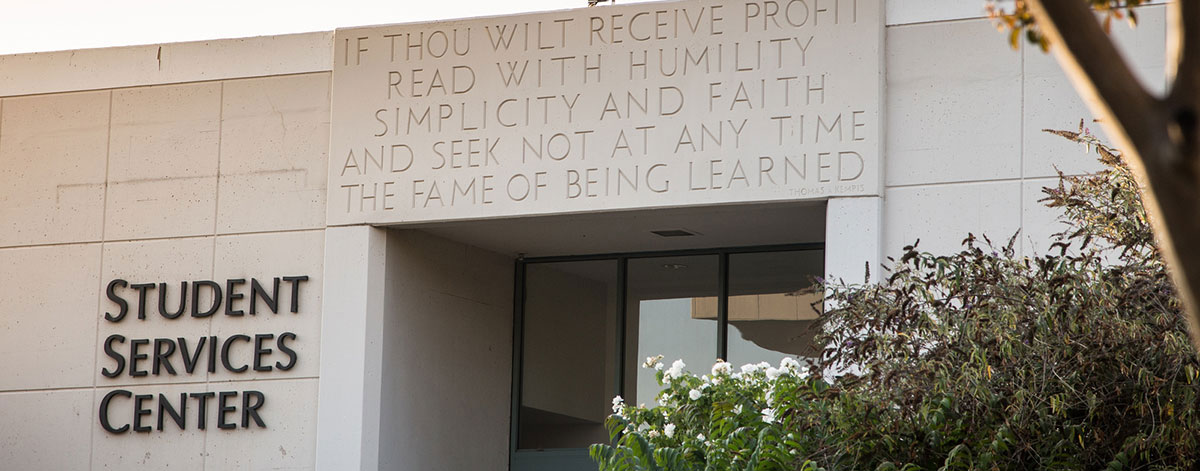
[0,32,333,97]
[885,0,996,26]
[91,382,207,471]
[0,389,93,470]
[209,230,324,382]
[106,82,221,240]
[886,19,1022,186]
[202,378,319,470]
[218,73,330,234]
[1022,4,1167,178]
[883,180,1023,259]
[0,243,101,391]
[96,237,215,388]
[0,91,109,246]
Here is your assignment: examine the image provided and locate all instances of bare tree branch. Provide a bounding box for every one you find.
[1169,1,1200,101]
[1027,1,1162,153]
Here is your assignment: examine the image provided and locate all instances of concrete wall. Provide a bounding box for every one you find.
[379,230,513,471]
[0,2,1174,469]
[0,49,331,469]
[881,4,1167,260]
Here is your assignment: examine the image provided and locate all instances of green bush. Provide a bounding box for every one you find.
[591,128,1200,471]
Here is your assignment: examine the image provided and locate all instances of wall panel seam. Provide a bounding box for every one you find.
[0,228,328,251]
[200,80,226,471]
[0,71,333,100]
[87,89,115,471]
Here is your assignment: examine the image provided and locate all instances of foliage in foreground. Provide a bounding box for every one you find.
[592,129,1200,470]
[987,0,1147,50]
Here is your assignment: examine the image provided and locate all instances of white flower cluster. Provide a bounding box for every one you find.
[611,395,625,415]
[761,407,777,424]
[764,356,803,381]
[664,359,687,380]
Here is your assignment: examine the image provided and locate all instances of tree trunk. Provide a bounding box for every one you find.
[1027,0,1200,349]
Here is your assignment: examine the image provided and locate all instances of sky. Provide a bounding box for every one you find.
[0,0,654,55]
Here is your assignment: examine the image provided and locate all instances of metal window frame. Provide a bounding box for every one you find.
[508,242,824,469]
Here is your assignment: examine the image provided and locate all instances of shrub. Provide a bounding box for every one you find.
[591,127,1200,471]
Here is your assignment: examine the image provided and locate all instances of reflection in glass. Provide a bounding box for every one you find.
[725,250,823,366]
[625,255,719,407]
[519,260,618,450]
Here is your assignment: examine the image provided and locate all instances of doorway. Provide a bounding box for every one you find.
[509,244,824,470]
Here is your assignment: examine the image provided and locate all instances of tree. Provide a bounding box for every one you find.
[989,1,1200,350]
[591,131,1200,470]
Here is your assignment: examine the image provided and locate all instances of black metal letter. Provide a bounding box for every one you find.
[282,276,309,313]
[242,391,266,428]
[221,334,251,373]
[157,393,187,431]
[217,391,238,429]
[152,338,177,375]
[101,334,126,378]
[104,279,129,322]
[225,279,246,316]
[157,281,187,319]
[253,334,274,372]
[130,283,155,320]
[189,392,215,430]
[275,332,298,371]
[133,394,153,432]
[99,389,131,433]
[250,278,279,314]
[191,280,222,318]
[129,339,149,377]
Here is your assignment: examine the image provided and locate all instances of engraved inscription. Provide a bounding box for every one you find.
[330,0,882,225]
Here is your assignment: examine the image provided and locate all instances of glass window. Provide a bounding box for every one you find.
[726,250,824,366]
[518,260,618,451]
[625,255,719,407]
[512,246,823,471]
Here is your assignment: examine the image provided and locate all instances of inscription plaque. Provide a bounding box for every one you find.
[330,0,882,225]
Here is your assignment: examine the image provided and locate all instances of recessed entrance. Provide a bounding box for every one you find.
[510,244,823,470]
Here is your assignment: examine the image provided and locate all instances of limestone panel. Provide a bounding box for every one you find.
[0,91,109,246]
[0,243,102,391]
[106,82,221,240]
[96,237,215,388]
[202,378,319,470]
[883,181,1023,259]
[380,230,513,471]
[0,32,333,97]
[886,19,1022,186]
[209,230,324,382]
[218,73,330,234]
[1022,4,1166,178]
[91,382,207,470]
[0,389,93,470]
[825,196,881,284]
[885,0,995,26]
[385,230,512,308]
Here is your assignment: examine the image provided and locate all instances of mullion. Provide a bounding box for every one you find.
[615,257,628,402]
[508,260,527,459]
[717,252,730,361]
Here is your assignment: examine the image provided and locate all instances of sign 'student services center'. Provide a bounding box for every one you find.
[0,0,1171,469]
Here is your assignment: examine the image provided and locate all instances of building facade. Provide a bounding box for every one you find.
[0,1,1168,470]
